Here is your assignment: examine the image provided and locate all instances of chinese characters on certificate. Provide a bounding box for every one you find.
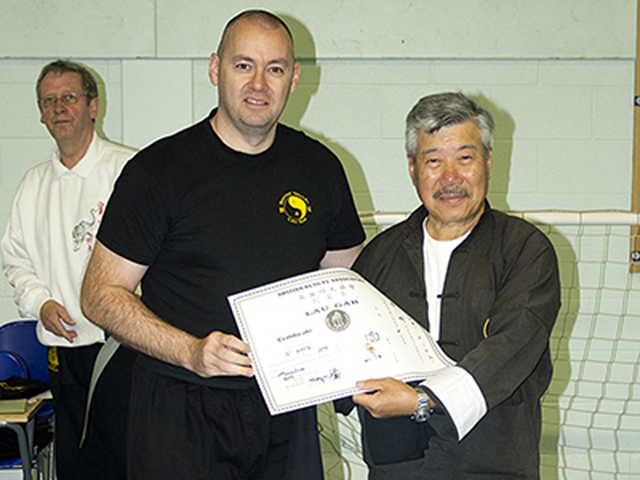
[228,268,455,415]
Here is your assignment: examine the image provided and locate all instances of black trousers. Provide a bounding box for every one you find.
[127,364,298,480]
[48,344,136,480]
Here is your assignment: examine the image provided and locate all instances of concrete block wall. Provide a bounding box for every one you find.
[1,56,634,317]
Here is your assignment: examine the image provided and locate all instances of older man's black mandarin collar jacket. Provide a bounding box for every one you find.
[348,202,560,478]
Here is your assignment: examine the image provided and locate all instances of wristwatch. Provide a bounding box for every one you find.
[411,385,433,423]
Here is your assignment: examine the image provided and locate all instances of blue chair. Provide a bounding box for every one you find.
[0,351,28,379]
[0,320,54,479]
[0,320,49,386]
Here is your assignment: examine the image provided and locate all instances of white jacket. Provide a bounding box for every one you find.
[1,134,135,347]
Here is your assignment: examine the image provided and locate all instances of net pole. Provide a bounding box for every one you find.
[631,0,640,273]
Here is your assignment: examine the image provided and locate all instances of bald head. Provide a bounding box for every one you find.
[217,10,295,62]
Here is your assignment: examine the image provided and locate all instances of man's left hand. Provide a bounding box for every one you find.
[352,377,418,419]
[40,299,77,343]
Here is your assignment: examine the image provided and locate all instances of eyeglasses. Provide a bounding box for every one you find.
[39,93,86,109]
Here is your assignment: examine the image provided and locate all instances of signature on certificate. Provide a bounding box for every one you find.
[309,367,342,384]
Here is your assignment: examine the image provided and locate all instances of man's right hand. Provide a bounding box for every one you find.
[40,299,77,343]
[188,331,254,379]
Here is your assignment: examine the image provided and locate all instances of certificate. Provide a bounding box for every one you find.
[228,268,455,415]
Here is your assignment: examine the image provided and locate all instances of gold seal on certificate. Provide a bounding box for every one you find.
[228,268,455,415]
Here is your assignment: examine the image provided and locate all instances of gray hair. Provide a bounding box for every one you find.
[36,59,98,104]
[405,92,494,160]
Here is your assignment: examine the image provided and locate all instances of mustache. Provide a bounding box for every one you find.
[433,188,471,200]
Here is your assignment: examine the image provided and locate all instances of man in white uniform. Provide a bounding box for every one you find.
[1,60,136,479]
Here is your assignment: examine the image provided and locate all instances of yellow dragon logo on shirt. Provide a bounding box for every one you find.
[278,191,311,225]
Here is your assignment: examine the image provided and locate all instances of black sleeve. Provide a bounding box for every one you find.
[97,160,170,266]
[324,154,365,250]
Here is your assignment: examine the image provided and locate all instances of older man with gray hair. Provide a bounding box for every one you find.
[1,60,136,479]
[341,92,560,479]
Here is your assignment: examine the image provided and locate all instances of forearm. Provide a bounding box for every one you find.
[2,226,51,318]
[81,281,198,371]
[320,244,363,269]
[82,241,253,378]
[4,265,52,319]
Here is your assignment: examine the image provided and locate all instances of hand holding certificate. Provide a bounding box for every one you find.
[228,268,455,415]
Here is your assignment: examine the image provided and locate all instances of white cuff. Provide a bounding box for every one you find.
[423,365,487,440]
[32,293,53,320]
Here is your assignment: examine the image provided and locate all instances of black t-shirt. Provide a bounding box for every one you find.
[98,112,364,384]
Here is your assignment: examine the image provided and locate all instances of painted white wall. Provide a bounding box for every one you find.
[0,1,637,478]
[1,56,633,315]
[0,0,634,59]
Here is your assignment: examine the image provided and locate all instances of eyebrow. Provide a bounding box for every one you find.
[421,144,479,156]
[40,90,80,99]
[231,55,291,68]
